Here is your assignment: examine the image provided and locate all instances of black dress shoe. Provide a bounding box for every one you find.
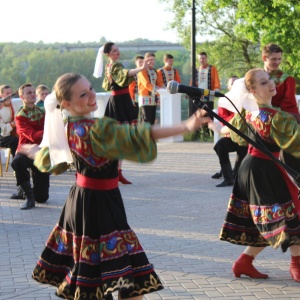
[10,186,26,200]
[20,199,35,210]
[216,178,234,187]
[211,172,222,179]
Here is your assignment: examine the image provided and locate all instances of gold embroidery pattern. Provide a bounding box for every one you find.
[250,201,295,224]
[130,274,163,297]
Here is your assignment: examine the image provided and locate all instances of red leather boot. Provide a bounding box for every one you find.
[290,256,300,282]
[118,169,132,184]
[232,253,268,278]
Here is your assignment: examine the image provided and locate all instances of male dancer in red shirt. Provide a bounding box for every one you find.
[11,83,50,210]
[262,43,300,172]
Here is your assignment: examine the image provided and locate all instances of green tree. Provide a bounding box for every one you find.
[159,0,259,79]
[159,0,300,84]
[235,0,300,77]
[0,43,33,89]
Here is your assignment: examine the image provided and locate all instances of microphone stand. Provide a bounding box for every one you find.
[192,97,300,186]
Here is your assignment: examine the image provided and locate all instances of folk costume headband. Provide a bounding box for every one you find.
[93,45,105,78]
[40,92,73,166]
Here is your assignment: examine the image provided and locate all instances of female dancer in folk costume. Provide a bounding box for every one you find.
[94,42,148,184]
[218,68,300,281]
[29,73,207,300]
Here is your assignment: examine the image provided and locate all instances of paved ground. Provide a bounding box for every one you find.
[1,142,300,300]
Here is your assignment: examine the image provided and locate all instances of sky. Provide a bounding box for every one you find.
[3,0,180,44]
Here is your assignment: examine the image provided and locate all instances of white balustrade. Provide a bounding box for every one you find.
[10,94,111,118]
[93,90,183,142]
[5,93,299,164]
[93,93,110,118]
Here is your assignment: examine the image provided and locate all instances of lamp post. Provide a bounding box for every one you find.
[189,0,197,116]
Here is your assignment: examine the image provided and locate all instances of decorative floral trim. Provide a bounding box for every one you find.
[250,200,296,224]
[45,225,144,265]
[68,119,110,168]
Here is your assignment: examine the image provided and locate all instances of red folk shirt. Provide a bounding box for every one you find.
[217,107,234,137]
[218,107,234,125]
[15,105,45,152]
[269,70,299,116]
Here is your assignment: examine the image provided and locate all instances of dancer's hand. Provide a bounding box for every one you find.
[184,109,210,132]
[142,57,151,69]
[208,119,223,133]
[150,109,210,140]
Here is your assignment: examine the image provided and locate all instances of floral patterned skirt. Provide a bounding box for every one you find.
[220,154,300,252]
[32,184,163,299]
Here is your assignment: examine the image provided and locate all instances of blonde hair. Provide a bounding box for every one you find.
[144,52,155,59]
[18,83,33,96]
[36,84,49,93]
[53,73,83,104]
[244,68,264,91]
[0,85,11,94]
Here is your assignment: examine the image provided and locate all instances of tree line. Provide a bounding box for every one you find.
[0,41,193,94]
[0,39,282,96]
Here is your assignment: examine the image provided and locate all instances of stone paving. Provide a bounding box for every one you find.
[1,142,300,300]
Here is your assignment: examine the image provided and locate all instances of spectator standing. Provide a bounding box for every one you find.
[193,51,220,111]
[11,83,50,210]
[138,52,164,125]
[157,53,181,87]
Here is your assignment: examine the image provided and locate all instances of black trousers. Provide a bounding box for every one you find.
[132,102,139,121]
[0,135,18,157]
[213,137,248,165]
[11,153,50,203]
[139,105,157,125]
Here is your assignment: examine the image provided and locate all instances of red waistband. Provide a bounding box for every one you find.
[248,145,280,160]
[111,88,129,96]
[76,173,118,190]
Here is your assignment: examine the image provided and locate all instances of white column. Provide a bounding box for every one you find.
[93,93,111,118]
[158,89,183,142]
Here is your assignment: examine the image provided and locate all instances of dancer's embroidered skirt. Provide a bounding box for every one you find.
[220,154,300,252]
[32,184,163,299]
